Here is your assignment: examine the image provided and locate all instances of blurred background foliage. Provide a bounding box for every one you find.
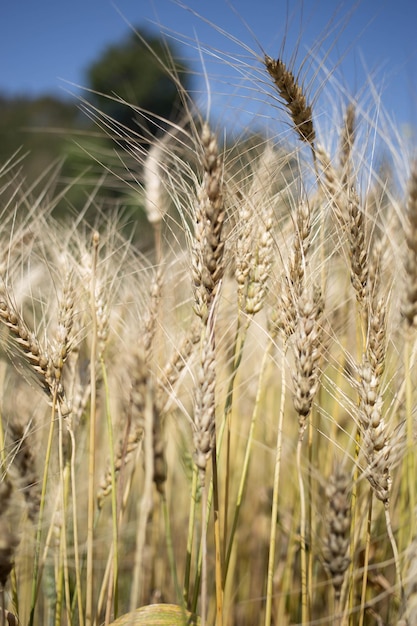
[1,25,302,253]
[0,27,192,248]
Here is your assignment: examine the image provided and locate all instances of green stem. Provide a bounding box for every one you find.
[212,442,223,626]
[200,475,208,626]
[223,341,272,582]
[55,416,72,626]
[86,232,100,626]
[101,358,119,623]
[29,395,58,626]
[184,464,198,607]
[68,423,84,626]
[161,492,182,606]
[385,503,405,616]
[191,399,230,616]
[297,436,308,625]
[222,317,248,555]
[265,343,287,626]
[358,491,373,626]
[404,338,415,543]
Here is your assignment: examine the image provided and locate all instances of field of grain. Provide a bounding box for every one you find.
[0,7,416,626]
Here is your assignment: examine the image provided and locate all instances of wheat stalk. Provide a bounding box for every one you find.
[189,121,226,626]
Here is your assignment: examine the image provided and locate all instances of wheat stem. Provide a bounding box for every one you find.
[67,421,84,626]
[129,383,155,611]
[101,357,119,624]
[200,480,208,626]
[265,343,287,626]
[28,389,59,626]
[184,464,198,608]
[222,317,249,564]
[358,492,373,626]
[385,504,405,614]
[86,231,100,626]
[55,416,72,626]
[223,340,273,583]
[161,492,182,606]
[297,436,309,625]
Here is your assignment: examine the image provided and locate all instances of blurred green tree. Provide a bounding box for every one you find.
[64,27,192,240]
[0,94,82,184]
[0,27,192,240]
[85,27,191,138]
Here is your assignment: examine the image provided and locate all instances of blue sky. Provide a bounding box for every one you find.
[2,0,417,136]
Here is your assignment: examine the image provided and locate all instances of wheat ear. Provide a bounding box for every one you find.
[235,143,275,316]
[264,55,315,146]
[402,164,417,327]
[192,122,225,475]
[277,200,312,337]
[357,298,389,503]
[0,289,70,415]
[192,123,225,324]
[323,467,351,605]
[339,103,356,187]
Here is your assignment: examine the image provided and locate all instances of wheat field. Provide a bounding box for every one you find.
[0,6,416,626]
